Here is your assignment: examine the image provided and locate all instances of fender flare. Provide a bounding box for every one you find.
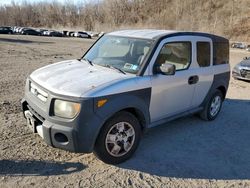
[200,72,230,107]
[90,90,151,149]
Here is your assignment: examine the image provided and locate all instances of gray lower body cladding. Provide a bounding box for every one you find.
[21,97,102,153]
[21,71,229,153]
[200,71,230,107]
[21,87,152,153]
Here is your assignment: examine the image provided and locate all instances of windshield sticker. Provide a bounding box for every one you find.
[124,63,133,69]
[124,63,138,70]
[131,65,138,70]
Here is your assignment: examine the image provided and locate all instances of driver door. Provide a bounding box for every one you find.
[149,37,197,123]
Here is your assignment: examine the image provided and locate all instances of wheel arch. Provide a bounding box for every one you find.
[200,72,230,108]
[91,90,151,151]
[116,107,147,132]
[93,107,147,150]
[216,85,226,99]
[93,110,143,164]
[96,104,150,136]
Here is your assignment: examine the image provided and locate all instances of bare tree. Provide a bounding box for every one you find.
[0,0,249,40]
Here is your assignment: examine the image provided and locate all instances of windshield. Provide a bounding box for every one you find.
[83,35,153,74]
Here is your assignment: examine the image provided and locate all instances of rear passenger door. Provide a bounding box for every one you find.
[190,37,214,108]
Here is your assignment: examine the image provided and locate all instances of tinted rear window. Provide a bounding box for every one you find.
[197,42,211,67]
[213,42,229,65]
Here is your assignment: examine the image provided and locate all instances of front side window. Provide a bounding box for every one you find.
[197,42,211,67]
[84,35,153,74]
[155,42,191,71]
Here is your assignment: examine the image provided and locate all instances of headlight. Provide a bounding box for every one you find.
[233,65,241,73]
[54,100,81,119]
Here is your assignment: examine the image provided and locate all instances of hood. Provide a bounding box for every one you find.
[240,59,250,68]
[30,59,130,97]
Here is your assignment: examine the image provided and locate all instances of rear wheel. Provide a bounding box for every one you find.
[200,89,223,121]
[94,111,141,164]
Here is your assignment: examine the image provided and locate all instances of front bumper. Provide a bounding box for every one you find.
[21,97,103,153]
[21,99,78,151]
[232,70,250,81]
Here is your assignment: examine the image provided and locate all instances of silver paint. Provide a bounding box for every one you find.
[147,36,229,122]
[28,31,230,125]
[30,59,131,97]
[108,29,177,39]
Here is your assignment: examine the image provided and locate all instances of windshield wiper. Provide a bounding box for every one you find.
[104,64,126,75]
[81,58,93,66]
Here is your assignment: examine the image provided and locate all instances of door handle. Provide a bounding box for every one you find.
[188,75,199,85]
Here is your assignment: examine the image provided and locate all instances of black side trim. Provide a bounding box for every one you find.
[200,71,230,107]
[153,32,228,43]
[94,88,152,128]
[150,107,203,128]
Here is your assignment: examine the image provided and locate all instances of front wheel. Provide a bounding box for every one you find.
[200,89,223,121]
[94,111,141,164]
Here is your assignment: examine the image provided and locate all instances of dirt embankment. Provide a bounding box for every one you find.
[0,35,250,188]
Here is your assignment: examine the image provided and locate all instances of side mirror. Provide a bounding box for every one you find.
[156,63,176,75]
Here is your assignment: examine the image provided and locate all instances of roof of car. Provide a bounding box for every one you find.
[108,29,228,42]
[108,29,175,39]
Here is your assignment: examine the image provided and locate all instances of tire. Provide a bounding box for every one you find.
[94,111,141,164]
[199,89,223,121]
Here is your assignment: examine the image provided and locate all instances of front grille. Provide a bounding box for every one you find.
[27,104,45,123]
[240,69,250,78]
[29,82,48,102]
